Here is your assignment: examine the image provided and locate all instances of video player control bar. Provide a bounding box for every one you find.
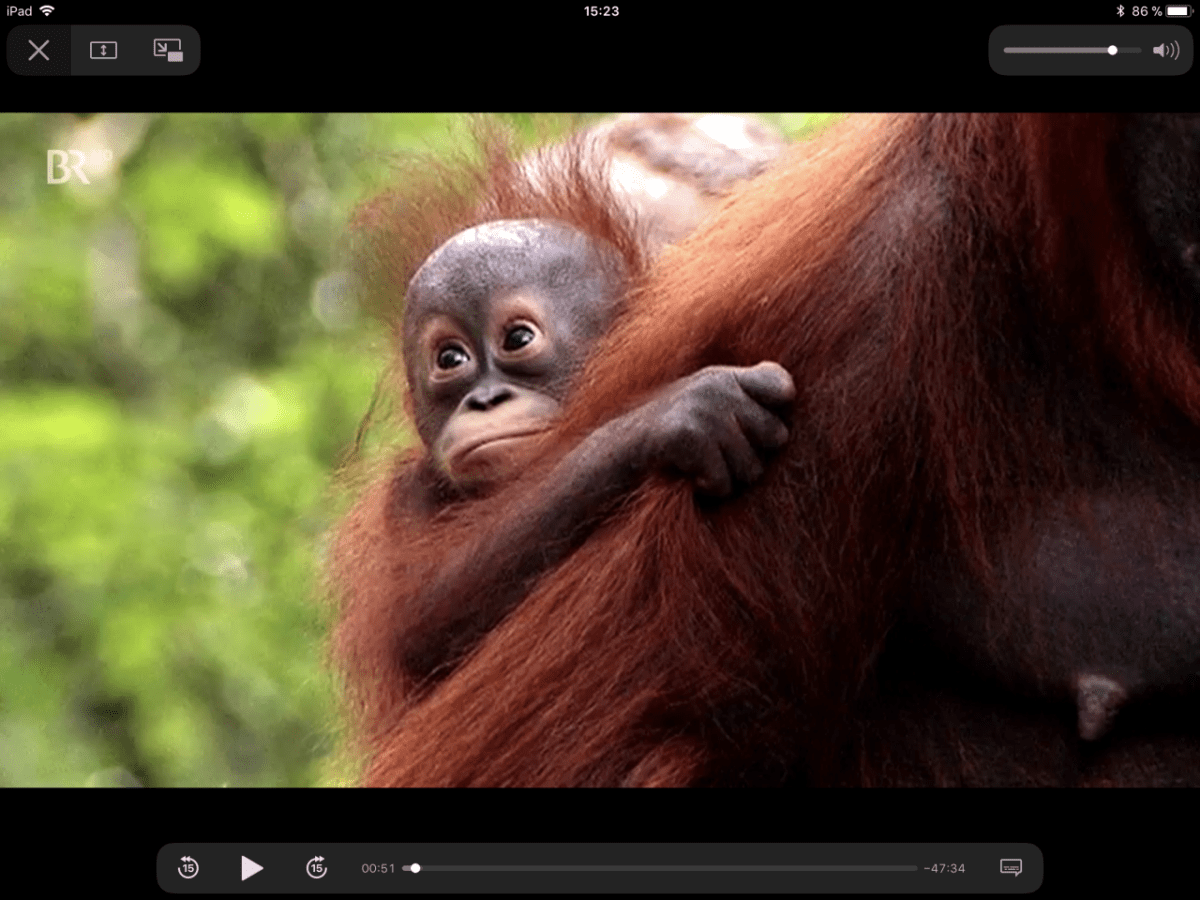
[157,843,1043,893]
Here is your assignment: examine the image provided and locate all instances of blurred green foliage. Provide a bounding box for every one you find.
[0,113,840,786]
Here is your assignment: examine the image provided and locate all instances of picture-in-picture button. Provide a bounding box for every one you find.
[154,37,183,62]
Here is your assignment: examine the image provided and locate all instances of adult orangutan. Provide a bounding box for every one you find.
[335,113,1200,787]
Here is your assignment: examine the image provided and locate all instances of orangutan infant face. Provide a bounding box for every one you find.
[403,220,623,489]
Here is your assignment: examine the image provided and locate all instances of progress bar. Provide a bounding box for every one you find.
[989,24,1192,74]
[419,864,916,872]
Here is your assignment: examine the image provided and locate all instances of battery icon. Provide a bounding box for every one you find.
[1166,5,1193,15]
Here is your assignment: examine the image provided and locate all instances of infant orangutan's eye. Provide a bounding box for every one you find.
[436,344,469,369]
[502,324,536,352]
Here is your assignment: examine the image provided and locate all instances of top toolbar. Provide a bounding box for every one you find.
[7,25,200,75]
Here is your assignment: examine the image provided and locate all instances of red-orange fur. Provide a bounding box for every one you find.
[335,114,1200,786]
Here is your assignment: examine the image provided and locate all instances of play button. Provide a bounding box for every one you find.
[241,856,264,881]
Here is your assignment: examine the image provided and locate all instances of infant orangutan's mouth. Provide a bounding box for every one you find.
[449,429,552,483]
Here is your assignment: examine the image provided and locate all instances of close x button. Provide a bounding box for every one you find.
[6,25,69,75]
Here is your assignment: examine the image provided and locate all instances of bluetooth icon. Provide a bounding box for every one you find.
[1117,4,1125,14]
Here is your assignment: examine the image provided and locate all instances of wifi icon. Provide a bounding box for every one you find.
[40,4,54,14]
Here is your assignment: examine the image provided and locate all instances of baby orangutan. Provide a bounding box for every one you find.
[395,218,794,679]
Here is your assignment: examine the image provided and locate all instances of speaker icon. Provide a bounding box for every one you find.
[1153,40,1181,59]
